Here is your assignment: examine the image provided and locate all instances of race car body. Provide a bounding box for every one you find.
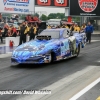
[11,28,86,64]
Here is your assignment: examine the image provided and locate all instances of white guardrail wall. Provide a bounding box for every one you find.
[5,36,30,53]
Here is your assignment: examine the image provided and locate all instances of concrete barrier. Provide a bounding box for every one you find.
[5,36,30,53]
[5,36,20,46]
[5,36,19,53]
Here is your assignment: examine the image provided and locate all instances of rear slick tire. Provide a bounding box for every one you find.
[76,45,80,57]
[50,53,53,63]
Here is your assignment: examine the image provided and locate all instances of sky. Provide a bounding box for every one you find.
[35,7,65,15]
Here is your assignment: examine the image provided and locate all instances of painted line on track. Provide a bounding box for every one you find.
[69,78,100,100]
[96,96,100,100]
[16,66,98,100]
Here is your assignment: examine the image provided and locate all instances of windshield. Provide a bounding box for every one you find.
[39,31,60,39]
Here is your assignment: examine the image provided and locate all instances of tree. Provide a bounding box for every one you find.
[47,13,66,20]
[76,17,80,21]
[33,13,39,17]
[40,14,47,21]
[2,13,11,18]
[48,13,57,19]
[60,13,65,19]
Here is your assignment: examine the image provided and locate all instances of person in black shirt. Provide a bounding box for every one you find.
[19,22,27,45]
[4,23,9,37]
[29,24,35,40]
[70,24,75,31]
[62,24,66,28]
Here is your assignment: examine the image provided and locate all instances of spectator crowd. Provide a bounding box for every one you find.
[0,13,94,45]
[47,22,94,44]
[0,21,39,45]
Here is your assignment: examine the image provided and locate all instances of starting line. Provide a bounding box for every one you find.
[69,78,100,100]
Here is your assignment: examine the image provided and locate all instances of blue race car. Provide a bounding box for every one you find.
[11,28,86,65]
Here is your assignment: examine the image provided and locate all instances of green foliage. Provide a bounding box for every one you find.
[48,13,57,19]
[40,14,47,21]
[39,13,67,21]
[2,13,11,18]
[47,13,66,20]
[20,15,25,20]
[56,13,65,19]
[33,13,39,17]
[1,12,80,22]
[39,13,80,22]
[76,17,80,21]
[72,17,80,22]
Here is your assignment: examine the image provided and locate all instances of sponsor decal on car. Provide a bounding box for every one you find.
[56,56,62,60]
[61,40,70,56]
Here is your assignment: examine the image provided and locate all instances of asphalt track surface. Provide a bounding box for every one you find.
[77,82,100,100]
[0,35,100,100]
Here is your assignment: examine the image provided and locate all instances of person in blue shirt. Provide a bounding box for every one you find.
[85,22,93,43]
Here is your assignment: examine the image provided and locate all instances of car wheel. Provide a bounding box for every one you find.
[75,44,80,57]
